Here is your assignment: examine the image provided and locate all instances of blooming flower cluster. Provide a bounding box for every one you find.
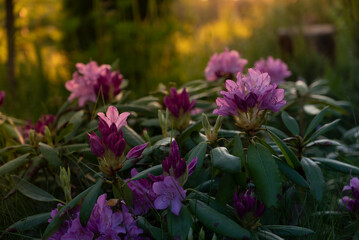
[88,106,147,177]
[0,90,5,107]
[66,61,123,107]
[213,68,286,131]
[254,56,291,84]
[23,114,55,138]
[233,189,265,229]
[48,194,146,240]
[342,177,359,215]
[204,48,248,81]
[163,87,196,131]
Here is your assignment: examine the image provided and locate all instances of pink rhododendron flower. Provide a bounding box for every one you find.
[342,177,359,214]
[205,48,248,81]
[213,69,286,131]
[22,114,55,139]
[254,56,291,84]
[152,176,186,216]
[97,106,130,131]
[65,61,123,107]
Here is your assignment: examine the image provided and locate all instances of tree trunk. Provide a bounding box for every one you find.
[5,0,16,90]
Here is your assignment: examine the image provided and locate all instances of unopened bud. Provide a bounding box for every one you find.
[44,126,52,146]
[202,113,211,137]
[28,129,36,146]
[59,167,72,202]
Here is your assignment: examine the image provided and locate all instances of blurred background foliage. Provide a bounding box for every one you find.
[0,0,359,120]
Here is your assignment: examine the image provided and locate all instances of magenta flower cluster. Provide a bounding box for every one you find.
[254,56,291,84]
[164,87,196,119]
[342,177,359,214]
[66,61,123,107]
[205,48,248,81]
[88,106,147,176]
[233,189,265,229]
[48,194,146,240]
[214,68,286,116]
[23,114,54,138]
[0,90,5,107]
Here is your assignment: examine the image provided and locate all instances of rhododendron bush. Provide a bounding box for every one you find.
[1,49,359,239]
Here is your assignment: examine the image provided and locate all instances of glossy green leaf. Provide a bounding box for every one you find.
[167,206,192,240]
[80,178,103,227]
[301,157,325,202]
[137,216,169,240]
[43,186,93,239]
[6,212,51,232]
[257,230,284,240]
[247,144,282,207]
[64,110,84,142]
[304,106,328,139]
[305,119,340,144]
[232,135,244,160]
[185,142,207,176]
[312,157,359,175]
[281,111,299,136]
[268,130,301,169]
[55,123,74,144]
[215,174,236,204]
[0,153,30,176]
[178,120,202,143]
[12,175,57,202]
[265,126,288,139]
[275,158,309,188]
[113,177,133,207]
[39,143,62,168]
[210,147,241,173]
[189,199,250,239]
[130,164,163,181]
[263,225,314,237]
[122,125,146,146]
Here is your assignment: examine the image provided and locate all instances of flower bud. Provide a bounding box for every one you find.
[88,132,105,157]
[59,167,72,202]
[44,126,53,146]
[126,143,148,159]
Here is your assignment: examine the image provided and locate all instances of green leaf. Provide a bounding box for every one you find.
[137,216,169,240]
[0,153,30,176]
[122,125,146,147]
[247,144,282,207]
[309,94,346,114]
[43,186,93,239]
[274,158,308,188]
[80,178,103,227]
[167,206,192,240]
[130,164,163,181]
[305,119,340,144]
[312,157,359,175]
[117,104,157,117]
[304,106,328,139]
[257,230,285,240]
[188,199,250,239]
[216,129,242,138]
[268,130,301,169]
[0,144,33,155]
[232,135,244,160]
[12,175,57,202]
[281,111,299,136]
[265,126,288,139]
[39,143,62,168]
[263,225,314,237]
[301,157,325,202]
[64,110,84,142]
[215,174,236,204]
[6,212,51,232]
[113,177,133,207]
[179,120,202,143]
[185,142,207,176]
[55,123,74,144]
[210,147,241,173]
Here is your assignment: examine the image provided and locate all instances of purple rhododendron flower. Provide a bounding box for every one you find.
[164,87,196,119]
[342,177,359,214]
[23,114,55,139]
[97,106,130,131]
[213,69,286,131]
[126,168,156,215]
[233,189,265,229]
[126,143,148,160]
[0,90,5,107]
[205,48,248,81]
[65,61,123,107]
[254,56,291,84]
[152,176,187,216]
[48,194,145,240]
[149,140,197,186]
